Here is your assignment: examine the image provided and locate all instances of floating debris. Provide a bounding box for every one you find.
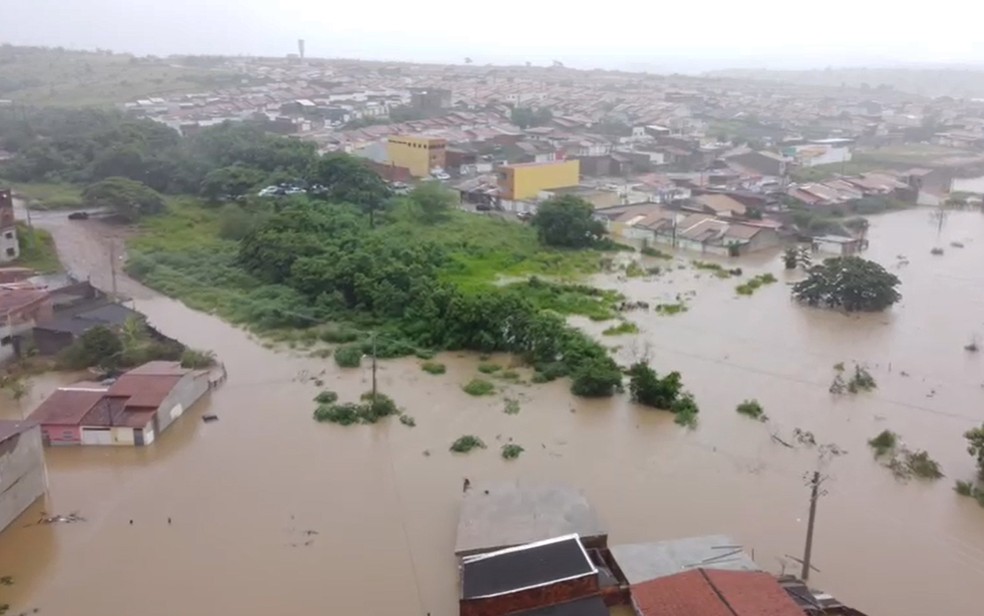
[951,241,965,248]
[33,511,85,525]
[202,414,219,422]
[930,247,944,255]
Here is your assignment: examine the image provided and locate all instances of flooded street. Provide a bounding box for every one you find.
[2,206,984,615]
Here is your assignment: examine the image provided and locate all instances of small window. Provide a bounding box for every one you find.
[5,248,14,257]
[0,336,11,346]
[3,231,12,240]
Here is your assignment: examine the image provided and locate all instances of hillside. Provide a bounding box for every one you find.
[0,45,241,106]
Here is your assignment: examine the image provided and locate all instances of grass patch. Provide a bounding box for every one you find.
[868,430,898,457]
[654,302,688,316]
[735,399,766,421]
[735,273,778,296]
[510,277,621,320]
[501,444,524,460]
[180,348,216,368]
[421,361,446,375]
[9,182,83,210]
[504,398,521,415]
[602,321,639,336]
[462,378,495,396]
[11,224,60,273]
[498,369,520,381]
[477,361,502,374]
[450,435,486,453]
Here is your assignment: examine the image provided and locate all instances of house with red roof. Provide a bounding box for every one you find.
[28,361,210,446]
[630,568,804,616]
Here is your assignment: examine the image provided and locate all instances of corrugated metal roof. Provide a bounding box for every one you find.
[28,386,109,425]
[0,419,38,443]
[611,535,759,585]
[108,373,183,409]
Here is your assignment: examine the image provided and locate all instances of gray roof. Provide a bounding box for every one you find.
[609,534,760,585]
[454,481,605,557]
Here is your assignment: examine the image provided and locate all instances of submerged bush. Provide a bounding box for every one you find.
[314,390,339,404]
[477,362,502,374]
[334,344,363,368]
[421,361,446,375]
[868,430,898,457]
[450,435,486,453]
[462,378,495,396]
[501,444,524,460]
[736,399,766,421]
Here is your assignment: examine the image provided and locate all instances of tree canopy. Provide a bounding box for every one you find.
[965,424,984,479]
[510,106,553,129]
[531,195,605,248]
[82,177,165,221]
[792,256,901,312]
[408,181,456,222]
[308,154,391,226]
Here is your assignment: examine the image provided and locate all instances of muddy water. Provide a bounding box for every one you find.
[2,207,984,615]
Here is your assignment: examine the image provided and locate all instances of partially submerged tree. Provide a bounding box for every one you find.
[965,424,984,479]
[531,195,605,248]
[792,256,901,312]
[82,177,166,221]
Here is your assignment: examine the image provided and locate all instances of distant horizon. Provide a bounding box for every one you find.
[5,40,984,77]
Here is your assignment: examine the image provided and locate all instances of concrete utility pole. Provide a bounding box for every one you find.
[370,332,378,405]
[801,470,824,581]
[109,239,118,300]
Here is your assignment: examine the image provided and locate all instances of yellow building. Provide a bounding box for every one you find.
[498,160,580,201]
[386,135,447,177]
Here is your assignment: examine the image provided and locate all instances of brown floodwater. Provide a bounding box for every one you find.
[2,206,984,615]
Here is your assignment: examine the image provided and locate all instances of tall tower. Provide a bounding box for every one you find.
[0,187,20,262]
[298,39,305,60]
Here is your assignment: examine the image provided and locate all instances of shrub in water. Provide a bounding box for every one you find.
[501,444,524,460]
[450,435,486,453]
[314,390,339,404]
[735,399,766,421]
[462,378,495,396]
[334,344,363,368]
[421,361,446,375]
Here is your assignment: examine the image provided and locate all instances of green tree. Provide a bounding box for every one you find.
[570,355,622,397]
[60,325,124,369]
[510,106,553,129]
[792,256,901,312]
[531,196,605,248]
[408,181,456,222]
[308,154,391,227]
[200,165,267,201]
[81,177,165,221]
[628,361,683,409]
[965,424,984,479]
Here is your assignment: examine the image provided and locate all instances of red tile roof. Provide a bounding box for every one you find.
[28,385,109,425]
[108,373,183,409]
[632,569,804,616]
[0,288,48,315]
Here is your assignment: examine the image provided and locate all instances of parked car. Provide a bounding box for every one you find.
[257,186,280,197]
[67,211,89,220]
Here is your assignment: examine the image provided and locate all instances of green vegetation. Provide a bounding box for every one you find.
[504,398,521,415]
[603,321,639,336]
[510,106,553,129]
[13,224,60,273]
[421,361,446,375]
[654,302,688,315]
[463,378,496,396]
[531,195,605,248]
[450,435,486,453]
[498,369,520,381]
[641,246,672,259]
[501,443,524,460]
[477,362,502,374]
[334,345,363,368]
[7,181,83,209]
[736,273,778,296]
[179,348,216,369]
[399,414,416,427]
[955,480,975,496]
[58,318,185,370]
[736,399,766,421]
[0,46,243,106]
[671,393,700,428]
[514,277,621,320]
[847,365,877,393]
[793,257,901,312]
[898,450,943,480]
[314,390,339,405]
[965,424,984,479]
[312,392,399,426]
[570,356,624,397]
[868,430,898,457]
[80,177,164,221]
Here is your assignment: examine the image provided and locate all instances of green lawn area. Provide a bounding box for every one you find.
[12,223,61,273]
[0,47,241,106]
[4,181,83,210]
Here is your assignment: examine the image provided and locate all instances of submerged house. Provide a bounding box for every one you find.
[28,361,210,446]
[0,420,45,533]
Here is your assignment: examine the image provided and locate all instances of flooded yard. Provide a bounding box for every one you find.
[2,207,984,615]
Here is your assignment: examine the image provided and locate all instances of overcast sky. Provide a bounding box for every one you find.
[3,0,983,72]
